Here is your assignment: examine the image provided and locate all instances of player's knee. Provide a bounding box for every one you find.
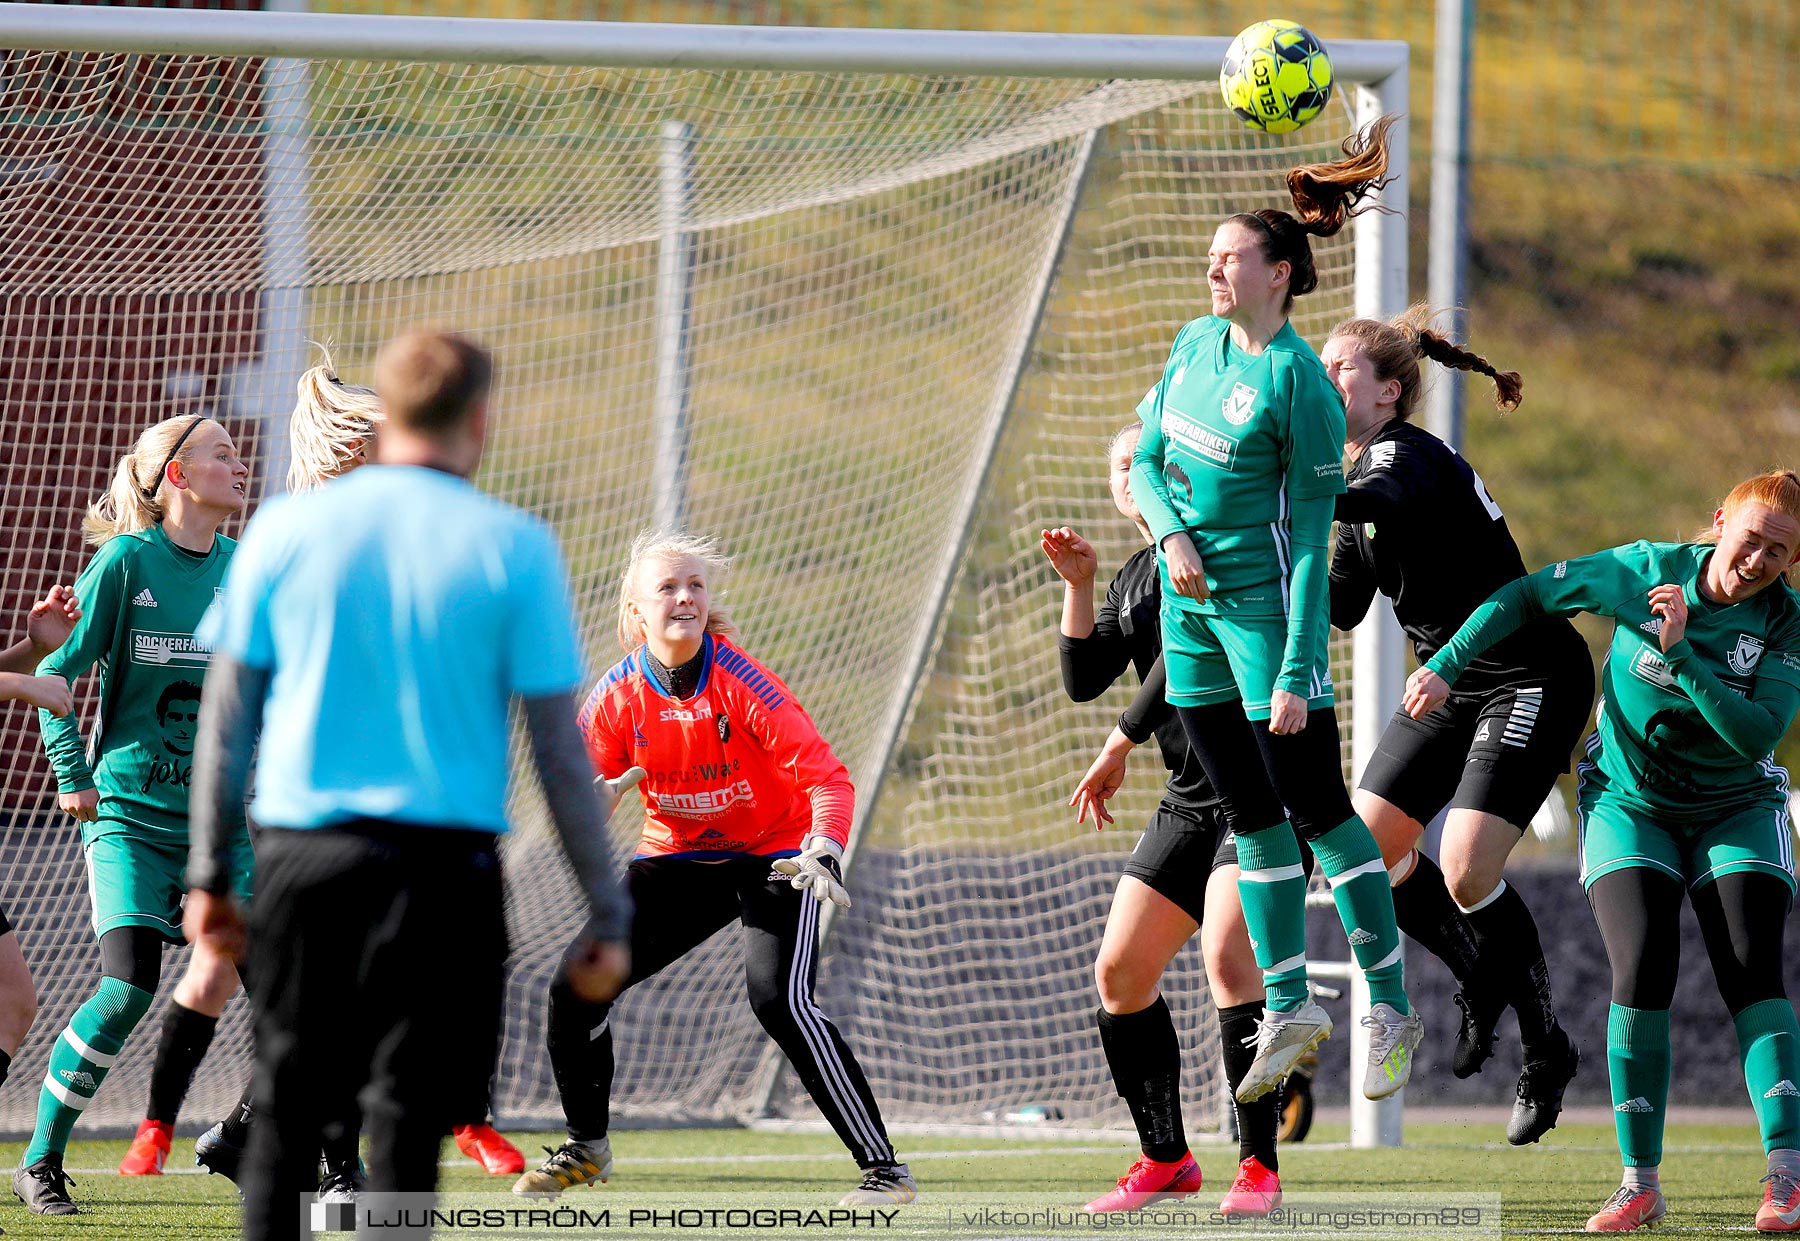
[1357,796,1423,869]
[1219,797,1286,840]
[1609,956,1677,1010]
[1286,794,1356,843]
[174,946,241,1014]
[548,971,611,1026]
[0,989,37,1052]
[1444,868,1498,910]
[93,975,155,1034]
[1721,978,1787,1016]
[1714,943,1785,1013]
[1200,928,1260,1001]
[746,983,806,1037]
[1093,949,1160,1013]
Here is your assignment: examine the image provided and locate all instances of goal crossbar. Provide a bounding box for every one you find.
[0,4,1407,83]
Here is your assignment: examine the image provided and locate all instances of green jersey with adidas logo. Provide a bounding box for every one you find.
[1130,316,1347,615]
[1427,540,1800,818]
[39,524,237,840]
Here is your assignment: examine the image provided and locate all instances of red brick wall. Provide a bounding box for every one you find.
[0,6,269,807]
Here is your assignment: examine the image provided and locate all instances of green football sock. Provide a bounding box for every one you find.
[1310,816,1407,1013]
[1735,998,1800,1154]
[23,976,153,1166]
[1234,822,1309,1012]
[1607,1004,1670,1168]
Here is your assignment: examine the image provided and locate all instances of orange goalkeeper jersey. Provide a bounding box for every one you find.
[577,634,854,859]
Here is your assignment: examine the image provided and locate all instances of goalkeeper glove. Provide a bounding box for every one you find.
[594,766,647,817]
[772,834,851,909]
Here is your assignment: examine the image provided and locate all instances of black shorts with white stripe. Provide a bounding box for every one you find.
[1122,804,1318,924]
[546,853,898,1170]
[1359,653,1595,830]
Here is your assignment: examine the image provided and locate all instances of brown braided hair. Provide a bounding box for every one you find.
[1326,303,1522,424]
[1227,113,1400,312]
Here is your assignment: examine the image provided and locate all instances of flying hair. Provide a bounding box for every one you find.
[1284,113,1401,236]
[287,342,385,493]
[1227,113,1400,310]
[1327,303,1523,423]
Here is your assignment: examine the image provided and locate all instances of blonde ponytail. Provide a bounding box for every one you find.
[82,415,213,547]
[286,343,384,493]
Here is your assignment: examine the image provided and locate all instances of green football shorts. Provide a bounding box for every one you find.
[82,822,255,942]
[1160,603,1334,720]
[1577,767,1796,897]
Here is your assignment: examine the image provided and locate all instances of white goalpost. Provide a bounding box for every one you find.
[0,5,1409,1148]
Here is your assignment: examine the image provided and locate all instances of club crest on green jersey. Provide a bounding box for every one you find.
[1728,634,1764,676]
[1221,382,1258,426]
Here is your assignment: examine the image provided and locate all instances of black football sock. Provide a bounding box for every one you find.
[1391,852,1481,986]
[219,1084,255,1145]
[1463,880,1562,1049]
[1096,998,1187,1163]
[145,1001,219,1124]
[1218,1000,1278,1171]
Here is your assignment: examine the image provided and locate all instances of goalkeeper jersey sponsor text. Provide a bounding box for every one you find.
[579,635,853,858]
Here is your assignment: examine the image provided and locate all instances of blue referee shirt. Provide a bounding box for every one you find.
[199,465,584,833]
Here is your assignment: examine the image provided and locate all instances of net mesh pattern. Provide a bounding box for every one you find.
[0,47,1363,1133]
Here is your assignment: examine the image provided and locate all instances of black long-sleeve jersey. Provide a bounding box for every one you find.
[1059,544,1221,812]
[1330,419,1590,691]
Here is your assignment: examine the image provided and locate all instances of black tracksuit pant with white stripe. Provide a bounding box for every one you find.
[547,854,897,1168]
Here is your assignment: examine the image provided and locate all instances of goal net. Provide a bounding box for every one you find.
[0,18,1402,1136]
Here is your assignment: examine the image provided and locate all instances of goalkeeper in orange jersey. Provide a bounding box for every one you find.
[517,529,914,1207]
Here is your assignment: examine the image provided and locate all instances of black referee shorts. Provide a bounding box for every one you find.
[242,820,507,1241]
[1360,660,1594,831]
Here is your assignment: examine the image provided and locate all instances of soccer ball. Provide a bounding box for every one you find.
[1220,19,1334,135]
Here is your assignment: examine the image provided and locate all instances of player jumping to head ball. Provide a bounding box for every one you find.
[1044,422,1312,1218]
[1128,115,1421,1106]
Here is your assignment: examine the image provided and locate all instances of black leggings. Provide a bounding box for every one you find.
[548,855,896,1167]
[99,926,168,992]
[1587,868,1791,1012]
[1176,701,1354,842]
